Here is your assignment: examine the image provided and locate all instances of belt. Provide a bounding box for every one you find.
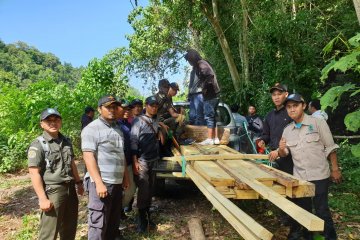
[61,180,74,185]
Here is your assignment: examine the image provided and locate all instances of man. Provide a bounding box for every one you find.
[308,99,328,121]
[185,49,221,145]
[155,80,186,155]
[81,95,129,240]
[246,105,264,138]
[130,96,162,233]
[186,50,205,126]
[257,83,293,174]
[81,106,95,130]
[116,99,136,214]
[278,93,342,239]
[28,108,83,240]
[128,98,143,124]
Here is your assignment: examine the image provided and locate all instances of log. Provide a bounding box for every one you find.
[187,166,273,240]
[217,160,324,231]
[188,217,206,240]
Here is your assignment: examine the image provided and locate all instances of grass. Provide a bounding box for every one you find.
[0,177,30,189]
[10,213,39,240]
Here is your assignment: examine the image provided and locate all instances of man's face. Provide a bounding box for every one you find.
[98,103,118,121]
[40,116,62,134]
[308,103,316,114]
[116,106,126,119]
[145,103,159,116]
[168,88,178,97]
[88,111,95,119]
[132,104,143,116]
[248,106,256,115]
[271,90,288,107]
[286,101,306,122]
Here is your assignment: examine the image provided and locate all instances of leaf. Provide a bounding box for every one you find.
[322,36,338,56]
[320,84,356,110]
[344,110,360,132]
[348,33,360,48]
[350,89,360,97]
[351,143,360,158]
[320,59,336,81]
[332,51,360,73]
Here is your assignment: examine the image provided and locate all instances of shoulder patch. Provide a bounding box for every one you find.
[28,150,37,159]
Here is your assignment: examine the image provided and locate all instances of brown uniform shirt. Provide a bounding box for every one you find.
[282,114,338,181]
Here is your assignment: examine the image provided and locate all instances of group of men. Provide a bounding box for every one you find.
[27,48,342,240]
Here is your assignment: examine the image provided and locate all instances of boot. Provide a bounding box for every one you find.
[137,208,148,233]
[146,207,156,230]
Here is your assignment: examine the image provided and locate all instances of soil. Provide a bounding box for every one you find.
[0,166,359,240]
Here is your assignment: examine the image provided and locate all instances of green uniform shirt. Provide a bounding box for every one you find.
[28,131,74,185]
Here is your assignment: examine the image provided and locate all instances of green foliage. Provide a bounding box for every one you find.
[0,42,129,172]
[320,33,360,156]
[320,83,356,110]
[11,213,39,240]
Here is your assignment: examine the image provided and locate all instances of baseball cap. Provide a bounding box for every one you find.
[284,93,305,105]
[269,83,288,93]
[98,95,119,107]
[118,99,130,108]
[130,98,143,107]
[145,96,158,105]
[170,82,179,91]
[40,108,61,121]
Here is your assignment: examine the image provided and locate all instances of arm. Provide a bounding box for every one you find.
[328,151,342,183]
[122,161,129,189]
[258,115,270,147]
[83,151,108,198]
[29,167,53,212]
[70,160,84,195]
[278,137,289,158]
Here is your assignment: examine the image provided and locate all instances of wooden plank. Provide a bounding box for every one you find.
[224,160,277,182]
[194,161,235,187]
[163,153,269,162]
[256,164,299,187]
[187,166,273,240]
[217,160,324,231]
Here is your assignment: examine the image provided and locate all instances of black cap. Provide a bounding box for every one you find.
[145,96,158,105]
[98,95,119,107]
[170,82,179,91]
[130,98,143,107]
[269,83,288,93]
[84,106,95,113]
[284,93,305,105]
[40,108,61,121]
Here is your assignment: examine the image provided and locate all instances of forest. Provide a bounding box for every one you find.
[0,0,359,173]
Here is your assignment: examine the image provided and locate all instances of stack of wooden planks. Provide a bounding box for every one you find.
[164,144,324,239]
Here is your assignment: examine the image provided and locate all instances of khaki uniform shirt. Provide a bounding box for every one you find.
[28,131,74,185]
[282,114,338,181]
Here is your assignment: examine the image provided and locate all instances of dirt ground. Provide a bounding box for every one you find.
[0,169,359,240]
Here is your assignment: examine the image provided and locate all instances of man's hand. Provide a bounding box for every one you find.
[39,198,53,212]
[257,140,265,148]
[133,158,141,175]
[123,174,130,190]
[95,181,108,198]
[279,138,287,151]
[268,150,279,161]
[331,169,343,184]
[76,183,84,196]
[175,114,185,125]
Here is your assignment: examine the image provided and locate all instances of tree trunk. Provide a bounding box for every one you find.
[353,0,360,25]
[239,0,250,86]
[292,0,297,19]
[200,0,242,91]
[188,217,206,240]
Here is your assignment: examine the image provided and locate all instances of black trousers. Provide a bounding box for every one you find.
[293,178,337,239]
[134,160,156,209]
[87,180,123,240]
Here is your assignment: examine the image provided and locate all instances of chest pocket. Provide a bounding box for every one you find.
[306,133,320,143]
[62,145,73,164]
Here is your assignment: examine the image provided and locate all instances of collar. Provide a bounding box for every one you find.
[42,131,63,142]
[289,114,311,130]
[99,116,116,127]
[274,105,285,113]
